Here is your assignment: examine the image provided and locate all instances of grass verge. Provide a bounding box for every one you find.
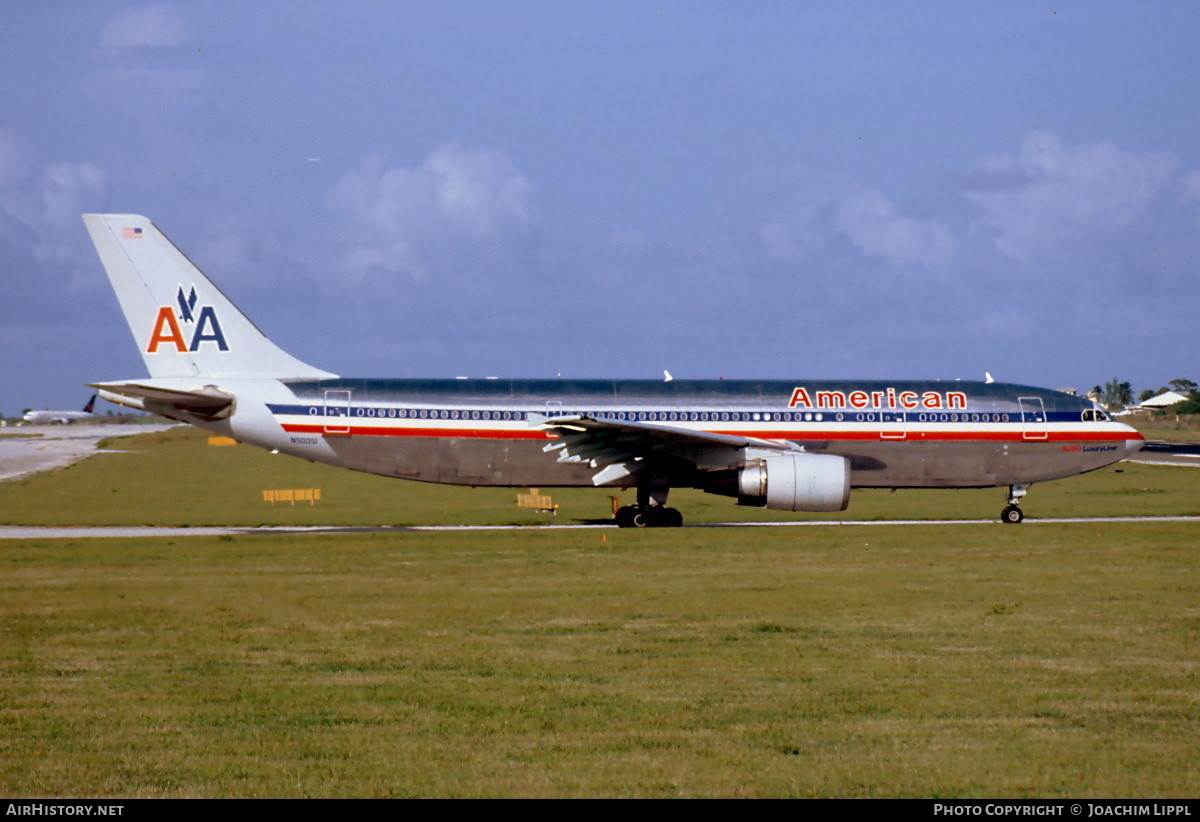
[2,524,1199,797]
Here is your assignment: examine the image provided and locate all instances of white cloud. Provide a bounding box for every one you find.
[99,3,186,51]
[756,197,826,263]
[329,144,538,280]
[92,3,202,102]
[37,163,108,230]
[965,131,1177,262]
[425,144,534,238]
[754,188,950,271]
[0,159,108,268]
[833,189,953,270]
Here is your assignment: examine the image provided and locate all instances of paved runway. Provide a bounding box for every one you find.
[1129,439,1200,468]
[0,423,178,482]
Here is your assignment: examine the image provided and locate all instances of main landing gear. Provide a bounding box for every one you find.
[615,476,684,528]
[1000,484,1027,524]
[614,505,683,528]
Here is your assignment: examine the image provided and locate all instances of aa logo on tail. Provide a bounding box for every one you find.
[146,285,229,353]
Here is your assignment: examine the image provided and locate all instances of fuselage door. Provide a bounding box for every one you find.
[1019,396,1048,440]
[545,400,564,418]
[324,389,351,434]
[880,410,907,440]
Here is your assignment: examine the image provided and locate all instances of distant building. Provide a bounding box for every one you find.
[1138,390,1189,410]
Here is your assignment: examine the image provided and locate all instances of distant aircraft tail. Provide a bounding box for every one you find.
[82,394,96,414]
[82,214,336,380]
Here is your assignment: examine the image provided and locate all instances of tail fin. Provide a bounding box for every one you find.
[82,394,96,414]
[82,214,336,380]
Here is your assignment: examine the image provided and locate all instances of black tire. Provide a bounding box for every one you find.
[644,506,684,528]
[629,509,650,528]
[1001,505,1024,524]
[615,506,636,528]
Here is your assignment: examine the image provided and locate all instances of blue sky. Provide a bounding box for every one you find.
[3,1,1199,413]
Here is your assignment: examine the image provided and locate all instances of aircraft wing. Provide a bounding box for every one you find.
[88,381,235,421]
[530,413,801,486]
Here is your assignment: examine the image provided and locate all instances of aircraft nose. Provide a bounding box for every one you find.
[1124,429,1145,457]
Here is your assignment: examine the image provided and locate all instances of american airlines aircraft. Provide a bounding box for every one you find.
[22,394,98,425]
[82,214,1144,527]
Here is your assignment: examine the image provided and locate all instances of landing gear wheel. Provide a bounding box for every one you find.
[1001,505,1024,524]
[647,506,684,528]
[615,506,683,528]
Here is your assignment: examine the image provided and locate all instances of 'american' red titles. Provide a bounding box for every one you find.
[788,387,968,410]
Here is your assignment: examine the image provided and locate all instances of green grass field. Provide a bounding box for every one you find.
[1,428,1198,797]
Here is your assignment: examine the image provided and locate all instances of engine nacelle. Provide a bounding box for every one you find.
[737,453,850,512]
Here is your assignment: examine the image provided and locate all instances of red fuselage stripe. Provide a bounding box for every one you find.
[280,423,1140,443]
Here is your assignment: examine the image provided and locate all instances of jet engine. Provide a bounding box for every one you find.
[736,453,850,512]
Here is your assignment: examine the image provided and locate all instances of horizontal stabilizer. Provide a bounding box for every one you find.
[89,381,235,421]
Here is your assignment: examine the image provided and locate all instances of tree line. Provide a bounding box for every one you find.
[1092,378,1200,414]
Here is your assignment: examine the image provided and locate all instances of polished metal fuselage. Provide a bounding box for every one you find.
[240,377,1141,490]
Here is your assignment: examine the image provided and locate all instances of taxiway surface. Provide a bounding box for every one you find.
[2,516,1198,540]
[0,424,178,483]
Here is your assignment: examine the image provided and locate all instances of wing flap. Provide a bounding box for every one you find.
[530,413,800,485]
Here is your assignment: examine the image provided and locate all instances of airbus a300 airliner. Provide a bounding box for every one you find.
[82,214,1144,526]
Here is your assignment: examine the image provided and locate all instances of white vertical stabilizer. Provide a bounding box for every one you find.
[82,213,336,380]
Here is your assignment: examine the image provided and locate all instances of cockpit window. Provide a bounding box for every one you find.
[1082,408,1110,422]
